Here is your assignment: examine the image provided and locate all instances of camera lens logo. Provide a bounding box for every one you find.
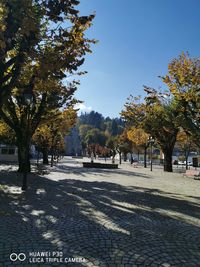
[10,253,26,262]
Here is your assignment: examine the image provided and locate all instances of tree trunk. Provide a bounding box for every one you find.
[186,159,188,170]
[42,148,49,165]
[51,153,54,167]
[112,150,116,164]
[37,149,40,165]
[124,153,127,162]
[17,141,30,173]
[119,152,122,164]
[185,146,190,170]
[163,150,173,172]
[185,153,189,170]
[144,147,147,168]
[112,155,115,164]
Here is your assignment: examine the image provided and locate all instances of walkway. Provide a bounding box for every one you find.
[0,158,200,266]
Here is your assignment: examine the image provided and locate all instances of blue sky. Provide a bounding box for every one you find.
[75,0,200,118]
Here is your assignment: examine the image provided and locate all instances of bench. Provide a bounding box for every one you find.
[184,170,200,180]
[83,162,118,169]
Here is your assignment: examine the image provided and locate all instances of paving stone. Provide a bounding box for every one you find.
[0,157,200,267]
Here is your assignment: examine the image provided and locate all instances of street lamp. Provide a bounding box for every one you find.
[148,136,155,171]
[21,87,34,191]
[91,151,94,163]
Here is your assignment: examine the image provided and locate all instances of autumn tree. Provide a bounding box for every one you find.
[106,136,118,163]
[0,0,41,105]
[115,131,133,164]
[161,53,200,147]
[127,127,149,167]
[33,107,77,165]
[98,146,110,160]
[33,124,51,164]
[0,1,95,190]
[0,0,93,104]
[0,74,78,173]
[121,89,179,172]
[0,119,15,144]
[105,131,133,164]
[122,53,200,171]
[176,130,197,170]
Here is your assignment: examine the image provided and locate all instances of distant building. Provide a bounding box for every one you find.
[0,144,37,162]
[0,144,18,162]
[64,127,82,156]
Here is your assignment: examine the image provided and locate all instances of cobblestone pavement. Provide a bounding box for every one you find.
[0,158,200,267]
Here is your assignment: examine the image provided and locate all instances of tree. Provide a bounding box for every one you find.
[106,136,117,163]
[121,89,179,172]
[78,124,93,154]
[85,128,106,147]
[0,76,77,173]
[161,53,200,147]
[0,0,41,105]
[78,112,124,136]
[176,130,197,170]
[0,0,95,104]
[127,127,149,167]
[48,108,77,166]
[116,131,133,164]
[33,124,52,165]
[106,132,133,164]
[0,1,95,178]
[33,107,77,165]
[79,111,103,129]
[0,120,15,144]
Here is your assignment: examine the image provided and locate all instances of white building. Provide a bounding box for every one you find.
[0,144,18,162]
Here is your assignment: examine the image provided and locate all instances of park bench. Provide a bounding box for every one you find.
[83,162,118,169]
[184,169,200,180]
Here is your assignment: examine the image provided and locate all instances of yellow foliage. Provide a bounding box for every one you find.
[33,107,77,151]
[0,120,15,143]
[127,128,149,147]
[162,53,200,100]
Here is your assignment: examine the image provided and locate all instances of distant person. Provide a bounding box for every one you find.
[131,156,134,164]
[91,152,94,163]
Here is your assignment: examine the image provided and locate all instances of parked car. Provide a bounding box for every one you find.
[178,161,193,166]
[185,161,193,166]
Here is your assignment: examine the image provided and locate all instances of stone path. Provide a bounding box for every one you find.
[0,158,200,266]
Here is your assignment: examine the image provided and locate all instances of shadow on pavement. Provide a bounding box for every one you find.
[0,167,200,266]
[53,163,151,179]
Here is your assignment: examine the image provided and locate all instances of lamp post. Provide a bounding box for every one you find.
[148,136,155,172]
[21,88,34,191]
[91,151,94,163]
[104,146,107,162]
